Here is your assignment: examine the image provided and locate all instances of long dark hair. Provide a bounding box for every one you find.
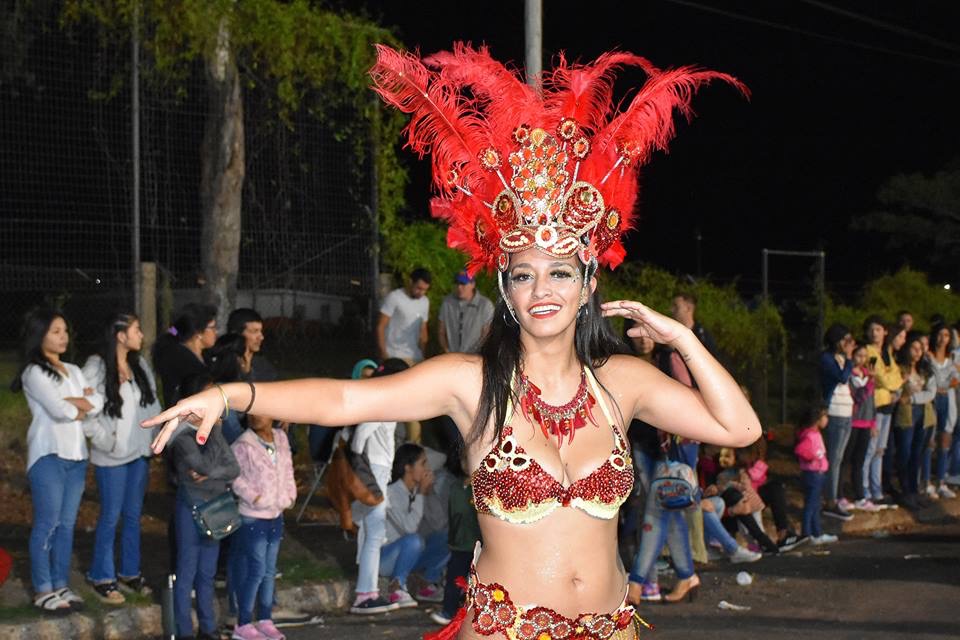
[10,308,67,392]
[897,331,933,380]
[206,333,247,383]
[468,272,627,445]
[99,312,156,419]
[881,322,906,367]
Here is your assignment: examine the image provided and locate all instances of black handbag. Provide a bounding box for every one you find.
[190,489,241,540]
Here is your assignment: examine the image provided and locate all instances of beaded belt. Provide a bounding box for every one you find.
[466,566,650,639]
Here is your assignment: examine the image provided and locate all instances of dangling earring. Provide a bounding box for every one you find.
[497,270,520,325]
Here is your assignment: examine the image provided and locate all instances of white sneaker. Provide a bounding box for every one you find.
[853,498,881,512]
[925,484,940,500]
[938,483,957,499]
[388,588,418,609]
[430,611,452,626]
[812,534,838,545]
[729,546,762,563]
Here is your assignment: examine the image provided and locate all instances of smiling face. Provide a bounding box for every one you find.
[504,248,594,339]
[935,327,950,351]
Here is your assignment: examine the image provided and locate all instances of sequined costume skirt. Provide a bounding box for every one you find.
[425,564,651,640]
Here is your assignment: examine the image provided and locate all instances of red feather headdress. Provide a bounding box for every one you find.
[370,44,748,273]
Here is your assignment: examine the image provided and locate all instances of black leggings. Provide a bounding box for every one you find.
[757,481,791,534]
[847,428,873,500]
[723,513,778,552]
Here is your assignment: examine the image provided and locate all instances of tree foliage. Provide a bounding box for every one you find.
[61,0,408,259]
[604,264,787,383]
[827,267,960,338]
[853,159,960,276]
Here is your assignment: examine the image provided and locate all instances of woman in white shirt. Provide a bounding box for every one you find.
[82,312,160,604]
[11,309,103,614]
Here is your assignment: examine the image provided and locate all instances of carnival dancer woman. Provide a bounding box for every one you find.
[145,44,756,640]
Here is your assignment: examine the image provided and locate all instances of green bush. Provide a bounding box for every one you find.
[827,267,960,338]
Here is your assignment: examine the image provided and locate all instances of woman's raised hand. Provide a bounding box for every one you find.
[141,387,224,453]
[601,300,687,346]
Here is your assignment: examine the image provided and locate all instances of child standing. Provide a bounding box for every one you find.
[794,405,836,545]
[850,345,881,511]
[230,413,297,640]
[429,452,481,626]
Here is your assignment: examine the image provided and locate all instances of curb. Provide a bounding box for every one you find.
[0,579,353,640]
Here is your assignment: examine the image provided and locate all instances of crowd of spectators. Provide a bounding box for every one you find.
[11,264,960,636]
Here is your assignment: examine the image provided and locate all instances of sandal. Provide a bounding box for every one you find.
[119,575,153,596]
[91,582,125,605]
[33,592,72,615]
[55,587,86,611]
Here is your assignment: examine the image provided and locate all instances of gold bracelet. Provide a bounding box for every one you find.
[214,384,230,419]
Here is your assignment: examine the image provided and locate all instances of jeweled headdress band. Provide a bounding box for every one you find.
[370,43,748,274]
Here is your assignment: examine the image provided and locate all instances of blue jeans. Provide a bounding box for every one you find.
[933,394,951,482]
[174,494,221,637]
[824,415,852,503]
[894,406,929,496]
[380,531,450,589]
[864,412,892,500]
[236,516,283,626]
[800,471,826,537]
[629,492,694,586]
[950,417,960,476]
[702,498,739,555]
[28,455,87,594]
[88,457,149,583]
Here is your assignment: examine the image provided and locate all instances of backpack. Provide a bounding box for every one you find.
[650,460,701,510]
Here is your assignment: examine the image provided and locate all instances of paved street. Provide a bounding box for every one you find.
[284,524,960,640]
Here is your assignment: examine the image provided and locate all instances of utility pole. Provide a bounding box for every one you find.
[131,0,142,316]
[525,0,542,90]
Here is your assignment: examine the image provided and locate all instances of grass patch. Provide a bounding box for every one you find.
[277,555,343,585]
[0,604,39,623]
[0,351,28,449]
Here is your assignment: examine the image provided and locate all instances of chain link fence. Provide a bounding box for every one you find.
[1,20,376,372]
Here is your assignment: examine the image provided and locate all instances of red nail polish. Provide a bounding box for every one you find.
[197,435,207,444]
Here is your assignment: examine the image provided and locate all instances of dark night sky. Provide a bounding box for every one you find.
[354,0,960,297]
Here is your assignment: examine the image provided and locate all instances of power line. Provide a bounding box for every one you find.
[797,0,960,53]
[661,0,960,70]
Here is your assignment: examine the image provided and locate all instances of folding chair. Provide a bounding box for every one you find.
[295,426,342,524]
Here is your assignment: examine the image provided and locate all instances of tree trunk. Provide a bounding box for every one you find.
[200,17,244,328]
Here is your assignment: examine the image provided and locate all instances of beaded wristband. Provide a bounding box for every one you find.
[242,381,256,414]
[214,384,230,419]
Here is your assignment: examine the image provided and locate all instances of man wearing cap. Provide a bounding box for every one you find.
[438,271,494,355]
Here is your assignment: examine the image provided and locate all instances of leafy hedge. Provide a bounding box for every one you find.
[827,267,959,339]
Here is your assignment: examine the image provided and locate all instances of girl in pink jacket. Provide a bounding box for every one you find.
[794,405,835,545]
[230,414,297,640]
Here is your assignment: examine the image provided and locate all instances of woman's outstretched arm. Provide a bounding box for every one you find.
[142,353,478,453]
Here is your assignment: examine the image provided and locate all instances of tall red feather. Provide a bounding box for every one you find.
[598,66,749,165]
[425,43,541,144]
[370,45,491,196]
[544,51,659,134]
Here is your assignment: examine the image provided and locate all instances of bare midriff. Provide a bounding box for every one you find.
[455,509,627,639]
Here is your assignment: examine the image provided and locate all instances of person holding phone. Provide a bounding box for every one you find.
[849,344,880,511]
[863,318,905,508]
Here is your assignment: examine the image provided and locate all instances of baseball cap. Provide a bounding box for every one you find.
[454,270,474,285]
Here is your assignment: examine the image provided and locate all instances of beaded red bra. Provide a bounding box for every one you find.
[472,369,634,524]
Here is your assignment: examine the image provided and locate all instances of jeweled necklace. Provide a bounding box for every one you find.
[517,367,598,447]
